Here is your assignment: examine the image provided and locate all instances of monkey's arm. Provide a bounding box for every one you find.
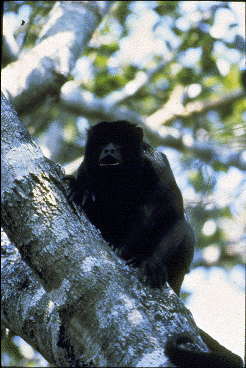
[138,218,194,293]
[123,145,194,292]
[119,199,194,293]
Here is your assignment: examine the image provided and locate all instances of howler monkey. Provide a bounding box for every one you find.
[67,120,194,294]
[65,120,243,368]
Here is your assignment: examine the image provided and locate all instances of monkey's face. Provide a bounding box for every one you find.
[99,142,121,167]
[85,121,144,172]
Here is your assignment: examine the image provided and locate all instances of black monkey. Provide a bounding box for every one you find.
[67,120,194,295]
[65,120,243,368]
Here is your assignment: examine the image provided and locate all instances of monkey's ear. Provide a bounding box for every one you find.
[136,126,144,141]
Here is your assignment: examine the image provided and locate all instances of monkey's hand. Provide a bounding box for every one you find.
[139,256,168,288]
[63,175,80,203]
[63,174,76,186]
[115,245,168,288]
[63,174,95,207]
[114,246,137,264]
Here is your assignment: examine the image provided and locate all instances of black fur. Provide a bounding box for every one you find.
[67,120,194,294]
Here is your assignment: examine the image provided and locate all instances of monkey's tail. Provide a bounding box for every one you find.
[165,331,244,368]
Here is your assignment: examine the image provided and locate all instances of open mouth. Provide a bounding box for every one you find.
[99,156,119,166]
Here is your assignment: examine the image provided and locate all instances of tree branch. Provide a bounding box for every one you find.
[1,1,115,114]
[1,92,208,366]
[1,229,67,366]
[60,82,246,171]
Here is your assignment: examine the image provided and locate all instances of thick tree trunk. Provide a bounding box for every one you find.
[1,93,208,366]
